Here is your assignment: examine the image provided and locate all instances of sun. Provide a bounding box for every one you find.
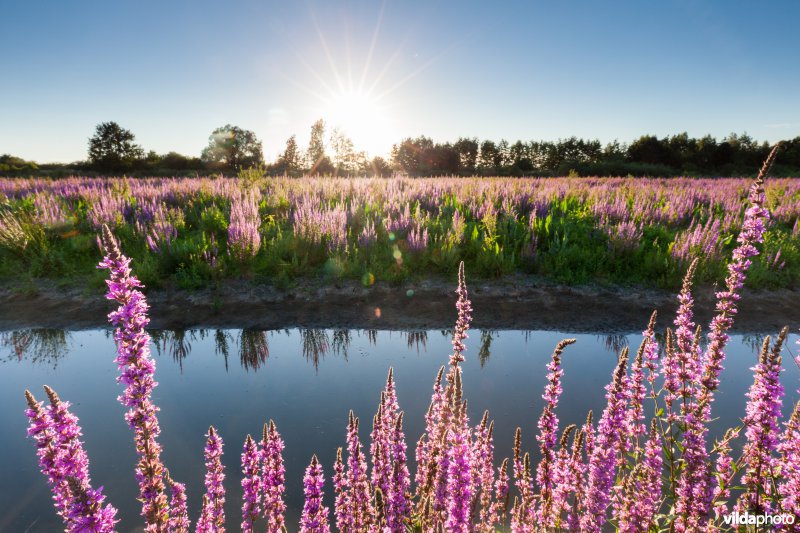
[322,89,395,158]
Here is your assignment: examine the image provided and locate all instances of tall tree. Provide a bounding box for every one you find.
[453,137,479,173]
[330,128,356,175]
[88,121,144,172]
[478,140,499,173]
[306,119,334,174]
[274,134,301,175]
[201,124,264,170]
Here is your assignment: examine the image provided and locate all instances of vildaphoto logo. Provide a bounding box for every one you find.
[723,511,796,526]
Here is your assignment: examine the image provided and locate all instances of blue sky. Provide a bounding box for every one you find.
[2,0,799,163]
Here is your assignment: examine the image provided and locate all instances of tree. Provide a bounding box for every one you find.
[273,135,301,175]
[627,135,676,167]
[201,124,264,171]
[478,140,499,173]
[392,136,433,175]
[330,128,356,175]
[368,156,392,177]
[88,121,144,172]
[305,119,334,174]
[453,137,479,173]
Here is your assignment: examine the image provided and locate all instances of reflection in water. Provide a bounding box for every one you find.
[600,334,629,355]
[479,330,495,367]
[151,329,194,369]
[741,334,767,355]
[405,331,428,353]
[215,330,231,371]
[2,324,797,533]
[0,329,71,367]
[367,329,378,346]
[301,329,330,371]
[0,327,517,371]
[331,329,350,359]
[13,326,771,374]
[239,329,269,371]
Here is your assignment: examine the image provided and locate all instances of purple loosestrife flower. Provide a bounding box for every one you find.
[415,366,444,494]
[778,402,800,517]
[300,455,330,533]
[46,386,118,532]
[261,420,286,531]
[333,448,348,530]
[241,435,261,533]
[674,260,701,402]
[473,413,496,531]
[343,411,373,530]
[97,225,169,531]
[492,458,510,528]
[624,327,652,446]
[675,147,776,531]
[580,348,630,532]
[737,330,786,514]
[445,401,473,533]
[708,428,739,521]
[25,390,70,520]
[166,471,190,532]
[510,430,534,532]
[641,311,660,385]
[25,389,119,532]
[371,375,394,513]
[370,369,410,532]
[387,413,410,531]
[228,191,261,261]
[449,261,472,367]
[358,219,377,247]
[65,477,119,533]
[700,155,773,394]
[535,338,576,524]
[43,386,91,498]
[664,261,700,420]
[565,428,588,531]
[197,426,225,533]
[406,225,429,252]
[549,425,577,528]
[614,420,662,533]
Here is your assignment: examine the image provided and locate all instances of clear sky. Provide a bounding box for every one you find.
[2,0,799,163]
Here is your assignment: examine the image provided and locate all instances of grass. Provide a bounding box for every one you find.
[0,176,799,293]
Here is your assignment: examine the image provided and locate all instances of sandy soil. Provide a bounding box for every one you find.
[0,276,797,333]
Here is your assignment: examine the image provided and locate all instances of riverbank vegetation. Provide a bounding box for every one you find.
[1,175,799,293]
[21,150,800,529]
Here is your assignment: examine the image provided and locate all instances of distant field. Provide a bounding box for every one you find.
[1,176,799,291]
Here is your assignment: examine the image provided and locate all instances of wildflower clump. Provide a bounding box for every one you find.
[22,145,800,532]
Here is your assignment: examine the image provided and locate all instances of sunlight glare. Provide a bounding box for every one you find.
[323,89,395,158]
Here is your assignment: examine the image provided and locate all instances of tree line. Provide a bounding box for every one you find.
[2,120,799,177]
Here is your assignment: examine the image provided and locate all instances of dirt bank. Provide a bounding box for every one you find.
[0,276,797,333]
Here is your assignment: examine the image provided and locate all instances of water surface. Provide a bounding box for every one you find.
[1,327,798,532]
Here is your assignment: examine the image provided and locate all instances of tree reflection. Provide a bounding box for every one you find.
[215,330,231,372]
[239,329,269,372]
[599,334,629,355]
[741,334,767,356]
[331,329,350,360]
[478,330,495,367]
[0,329,70,368]
[405,330,428,353]
[301,329,330,371]
[151,329,193,370]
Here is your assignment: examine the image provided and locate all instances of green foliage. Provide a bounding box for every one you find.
[88,122,144,172]
[201,124,264,171]
[1,177,798,294]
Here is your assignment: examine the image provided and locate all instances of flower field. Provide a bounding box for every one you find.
[18,150,800,531]
[1,174,800,291]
